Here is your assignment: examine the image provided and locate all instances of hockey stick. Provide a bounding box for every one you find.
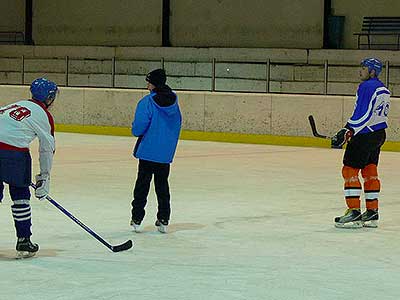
[308,115,331,139]
[30,183,133,253]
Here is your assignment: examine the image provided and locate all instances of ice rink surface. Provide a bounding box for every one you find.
[1,132,399,300]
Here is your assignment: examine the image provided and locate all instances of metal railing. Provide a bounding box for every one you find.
[2,56,397,96]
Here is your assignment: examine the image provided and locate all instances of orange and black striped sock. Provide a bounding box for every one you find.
[362,164,380,211]
[342,166,361,209]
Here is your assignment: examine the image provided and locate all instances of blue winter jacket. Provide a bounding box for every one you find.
[132,87,182,163]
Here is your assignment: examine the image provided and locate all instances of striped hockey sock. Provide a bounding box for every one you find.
[11,199,32,237]
[362,164,380,211]
[342,166,361,209]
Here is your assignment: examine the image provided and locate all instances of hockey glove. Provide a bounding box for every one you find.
[35,173,50,200]
[331,128,353,148]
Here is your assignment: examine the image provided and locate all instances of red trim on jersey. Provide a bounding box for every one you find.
[0,142,29,152]
[29,99,55,136]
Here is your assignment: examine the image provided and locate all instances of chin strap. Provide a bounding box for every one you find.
[44,98,55,108]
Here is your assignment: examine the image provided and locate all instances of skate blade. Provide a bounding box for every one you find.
[130,220,143,233]
[16,251,37,259]
[335,221,363,229]
[362,220,378,228]
[131,225,142,233]
[156,225,168,233]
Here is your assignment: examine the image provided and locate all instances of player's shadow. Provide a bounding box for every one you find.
[0,249,59,260]
[142,222,206,234]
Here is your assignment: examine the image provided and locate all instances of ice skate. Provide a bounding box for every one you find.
[155,219,168,233]
[130,219,142,233]
[16,237,39,259]
[361,209,379,228]
[334,209,362,228]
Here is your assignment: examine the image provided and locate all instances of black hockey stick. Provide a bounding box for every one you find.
[308,115,331,139]
[30,183,133,252]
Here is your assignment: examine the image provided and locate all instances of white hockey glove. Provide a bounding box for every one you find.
[35,173,50,200]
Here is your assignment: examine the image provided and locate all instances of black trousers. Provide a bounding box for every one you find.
[343,129,386,169]
[131,159,171,223]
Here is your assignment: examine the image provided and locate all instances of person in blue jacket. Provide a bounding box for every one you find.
[130,69,182,233]
[332,58,390,229]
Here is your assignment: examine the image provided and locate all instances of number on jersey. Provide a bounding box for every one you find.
[0,104,31,121]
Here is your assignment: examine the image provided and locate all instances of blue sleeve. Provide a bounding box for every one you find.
[346,84,375,129]
[132,98,152,137]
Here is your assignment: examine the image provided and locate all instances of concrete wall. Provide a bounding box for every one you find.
[33,0,162,46]
[1,85,399,141]
[171,0,323,48]
[0,0,24,32]
[1,0,323,48]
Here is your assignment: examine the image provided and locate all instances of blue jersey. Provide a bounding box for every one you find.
[346,78,390,135]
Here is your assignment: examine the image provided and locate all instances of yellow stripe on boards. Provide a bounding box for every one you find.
[54,124,400,152]
[381,141,400,152]
[55,124,131,136]
[179,130,330,148]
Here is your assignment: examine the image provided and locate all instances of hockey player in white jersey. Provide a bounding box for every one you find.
[331,58,390,229]
[0,77,58,258]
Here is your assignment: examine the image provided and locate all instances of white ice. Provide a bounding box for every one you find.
[1,132,400,300]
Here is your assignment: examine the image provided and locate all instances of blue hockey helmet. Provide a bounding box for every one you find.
[30,78,58,102]
[361,58,383,76]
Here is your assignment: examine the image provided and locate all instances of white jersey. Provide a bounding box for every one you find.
[0,99,55,174]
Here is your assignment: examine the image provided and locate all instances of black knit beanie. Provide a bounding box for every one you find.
[145,69,167,87]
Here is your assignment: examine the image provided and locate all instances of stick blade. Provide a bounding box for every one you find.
[308,115,330,139]
[308,115,318,135]
[111,240,133,252]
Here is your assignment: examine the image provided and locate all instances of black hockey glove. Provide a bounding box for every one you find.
[331,128,353,148]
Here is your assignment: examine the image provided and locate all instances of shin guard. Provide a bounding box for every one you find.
[342,166,361,209]
[361,164,380,210]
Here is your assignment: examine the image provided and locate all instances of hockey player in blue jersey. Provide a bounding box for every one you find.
[0,78,58,258]
[332,58,390,228]
[130,69,182,233]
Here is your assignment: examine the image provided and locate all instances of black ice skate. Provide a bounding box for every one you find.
[361,209,379,228]
[155,219,168,233]
[16,237,39,259]
[334,209,362,229]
